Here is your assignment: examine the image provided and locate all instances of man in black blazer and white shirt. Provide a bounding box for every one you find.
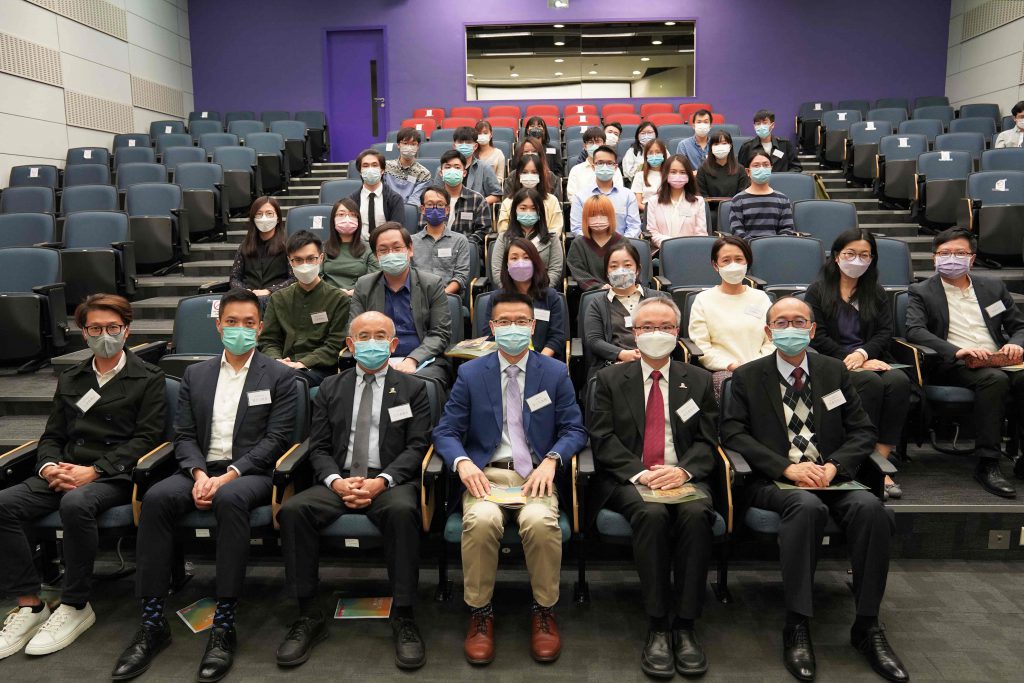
[721,297,907,683]
[350,149,405,239]
[275,311,432,671]
[113,289,297,682]
[906,228,1024,497]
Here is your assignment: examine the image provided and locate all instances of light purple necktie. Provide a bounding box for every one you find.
[505,365,533,479]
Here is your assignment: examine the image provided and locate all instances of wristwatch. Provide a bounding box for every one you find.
[545,452,561,464]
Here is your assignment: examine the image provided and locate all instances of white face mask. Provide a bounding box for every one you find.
[635,331,677,359]
[399,144,417,159]
[711,144,731,160]
[519,172,540,188]
[694,123,712,137]
[292,262,319,285]
[254,216,277,233]
[718,262,747,285]
[1016,118,1024,131]
[605,132,619,146]
[477,134,491,145]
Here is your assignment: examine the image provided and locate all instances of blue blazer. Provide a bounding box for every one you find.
[433,350,588,470]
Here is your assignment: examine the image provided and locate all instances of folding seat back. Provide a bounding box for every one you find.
[260,110,290,126]
[911,105,954,128]
[401,117,437,137]
[418,141,453,159]
[440,117,476,130]
[564,113,599,128]
[917,150,972,224]
[489,105,522,119]
[798,101,832,120]
[678,103,712,122]
[958,103,1000,128]
[769,172,815,202]
[155,133,194,159]
[485,119,518,138]
[319,179,361,206]
[732,135,754,155]
[189,118,223,142]
[156,294,228,377]
[965,170,1024,258]
[295,110,329,161]
[285,204,332,241]
[566,139,584,162]
[163,146,206,175]
[113,145,155,171]
[63,163,110,187]
[66,147,110,167]
[874,237,913,289]
[189,110,220,122]
[270,120,311,175]
[225,111,256,124]
[898,119,943,144]
[823,109,862,133]
[646,113,684,127]
[615,114,643,126]
[981,148,1024,171]
[791,200,858,252]
[878,134,928,201]
[489,127,515,147]
[0,246,67,363]
[227,120,266,143]
[0,213,56,248]
[412,107,444,121]
[450,106,483,120]
[654,124,689,142]
[175,162,224,238]
[935,132,986,164]
[849,121,894,179]
[749,236,825,293]
[427,128,454,143]
[711,113,726,124]
[61,211,134,305]
[710,124,741,139]
[837,100,869,117]
[125,183,184,270]
[866,108,907,129]
[370,142,400,160]
[61,184,118,215]
[246,133,288,194]
[419,158,441,178]
[198,133,238,153]
[717,200,733,234]
[601,103,635,120]
[402,203,419,233]
[115,163,167,191]
[1001,115,1014,132]
[0,187,55,214]
[526,104,560,117]
[113,133,150,149]
[948,116,996,139]
[656,236,720,304]
[213,146,257,211]
[149,120,186,139]
[640,103,674,118]
[915,96,949,108]
[874,97,909,111]
[9,165,59,189]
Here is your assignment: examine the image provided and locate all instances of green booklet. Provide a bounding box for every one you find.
[852,363,911,372]
[334,596,393,619]
[177,597,217,634]
[775,480,868,491]
[634,483,708,504]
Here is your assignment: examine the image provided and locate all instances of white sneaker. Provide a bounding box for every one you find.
[0,604,51,659]
[24,603,95,656]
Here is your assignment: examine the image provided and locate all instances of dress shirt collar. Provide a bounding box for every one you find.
[220,350,255,374]
[639,358,669,384]
[940,274,974,296]
[607,285,645,301]
[498,352,529,376]
[590,184,620,197]
[93,351,127,382]
[361,185,383,198]
[776,352,810,381]
[356,363,388,386]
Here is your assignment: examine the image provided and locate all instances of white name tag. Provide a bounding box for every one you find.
[526,390,552,412]
[424,109,433,117]
[385,142,394,151]
[460,211,474,220]
[312,215,323,229]
[576,106,585,113]
[986,300,1007,317]
[837,112,847,121]
[345,538,359,548]
[580,115,589,123]
[437,247,452,257]
[29,167,39,178]
[209,300,220,318]
[772,148,784,158]
[813,103,822,111]
[676,398,699,422]
[311,311,328,324]
[83,149,93,159]
[128,139,136,147]
[865,121,876,131]
[534,308,550,321]
[415,123,423,130]
[939,151,952,161]
[201,112,208,118]
[76,389,101,414]
[546,147,557,154]
[389,403,413,421]
[624,315,633,328]
[744,304,763,318]
[247,389,271,406]
[823,389,846,411]
[898,137,909,148]
[196,529,211,538]
[164,125,172,134]
[994,178,1009,192]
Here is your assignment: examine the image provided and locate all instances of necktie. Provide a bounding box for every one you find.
[350,373,374,478]
[505,365,533,479]
[367,192,378,233]
[791,367,805,393]
[642,370,665,469]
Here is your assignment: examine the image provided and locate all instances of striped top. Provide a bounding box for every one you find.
[729,189,795,239]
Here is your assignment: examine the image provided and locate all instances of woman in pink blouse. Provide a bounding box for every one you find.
[645,154,707,252]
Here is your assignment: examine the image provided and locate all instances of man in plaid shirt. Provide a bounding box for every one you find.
[420,149,491,245]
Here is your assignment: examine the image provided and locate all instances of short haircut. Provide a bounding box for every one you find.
[1012,101,1024,118]
[753,109,776,123]
[453,126,477,143]
[490,289,535,317]
[634,296,681,327]
[604,121,623,133]
[439,149,465,167]
[356,149,385,168]
[593,144,618,162]
[396,127,422,144]
[582,126,606,143]
[286,229,322,255]
[603,240,641,275]
[369,221,411,252]
[74,293,132,329]
[581,194,617,237]
[691,108,712,123]
[766,297,814,324]
[746,149,772,167]
[933,227,976,252]
[420,185,450,205]
[711,235,753,266]
[219,288,261,320]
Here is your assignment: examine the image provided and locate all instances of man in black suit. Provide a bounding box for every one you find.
[906,227,1024,496]
[275,311,432,671]
[589,297,718,678]
[737,109,803,172]
[112,289,297,682]
[720,297,908,683]
[0,294,164,660]
[350,148,405,239]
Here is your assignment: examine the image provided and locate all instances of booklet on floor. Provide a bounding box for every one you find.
[177,597,217,634]
[334,596,393,619]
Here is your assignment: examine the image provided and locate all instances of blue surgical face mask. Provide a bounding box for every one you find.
[455,143,474,158]
[424,207,447,226]
[595,165,616,181]
[379,252,408,275]
[754,123,772,139]
[750,166,772,184]
[360,167,381,185]
[646,154,664,168]
[516,210,539,227]
[442,168,463,187]
[353,339,391,370]
[494,324,532,354]
[586,143,600,157]
[222,326,257,355]
[772,328,811,356]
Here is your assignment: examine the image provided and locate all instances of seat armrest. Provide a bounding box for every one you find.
[576,447,594,475]
[654,274,672,290]
[570,338,583,358]
[111,240,137,294]
[868,450,897,474]
[0,441,40,488]
[34,241,63,249]
[746,275,767,288]
[713,446,736,533]
[571,452,581,533]
[420,447,442,532]
[890,338,929,386]
[718,447,752,475]
[271,441,307,528]
[128,340,167,365]
[130,442,176,525]
[197,280,231,294]
[679,337,703,361]
[32,282,68,346]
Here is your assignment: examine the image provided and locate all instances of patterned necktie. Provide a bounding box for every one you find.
[505,365,533,479]
[791,367,805,393]
[350,373,374,478]
[642,370,665,469]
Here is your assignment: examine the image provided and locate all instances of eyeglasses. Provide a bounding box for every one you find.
[334,211,357,220]
[423,202,447,210]
[838,250,873,261]
[934,250,973,258]
[376,246,407,255]
[84,324,125,337]
[491,318,534,327]
[254,212,277,219]
[635,325,677,334]
[594,162,616,169]
[353,333,393,342]
[768,319,811,329]
[289,255,322,266]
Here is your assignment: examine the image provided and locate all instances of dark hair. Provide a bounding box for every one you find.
[453,126,476,143]
[474,119,493,143]
[523,116,551,145]
[509,152,551,197]
[506,187,550,244]
[603,240,641,276]
[746,149,772,168]
[369,221,411,252]
[500,237,548,301]
[933,227,976,252]
[439,149,465,168]
[753,109,776,123]
[711,235,753,267]
[641,138,669,187]
[631,121,658,154]
[815,228,882,325]
[656,154,697,205]
[240,196,285,259]
[218,288,261,320]
[490,289,535,318]
[324,197,366,260]
[691,108,712,123]
[593,144,617,162]
[396,127,422,144]
[355,149,385,170]
[604,121,623,134]
[702,130,740,176]
[74,293,132,328]
[513,139,554,188]
[582,126,606,143]
[420,184,450,206]
[1013,101,1024,117]
[286,229,322,255]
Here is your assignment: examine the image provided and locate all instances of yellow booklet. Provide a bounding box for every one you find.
[483,485,528,508]
[446,336,498,360]
[634,483,707,504]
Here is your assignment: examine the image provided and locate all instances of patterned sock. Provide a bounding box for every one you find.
[213,599,237,629]
[470,603,494,618]
[141,598,165,628]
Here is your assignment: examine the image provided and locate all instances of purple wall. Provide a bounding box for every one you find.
[189,0,950,148]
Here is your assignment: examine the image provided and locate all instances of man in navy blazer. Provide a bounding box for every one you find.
[433,291,587,667]
[113,289,297,682]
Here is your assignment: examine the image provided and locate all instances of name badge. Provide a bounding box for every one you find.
[526,390,552,412]
[676,399,699,422]
[546,147,557,154]
[823,389,846,411]
[312,215,323,229]
[209,300,220,318]
[29,167,39,178]
[772,148,784,158]
[311,311,328,324]
[437,247,452,258]
[985,300,1007,317]
[76,389,101,414]
[83,149,93,159]
[201,112,208,118]
[744,304,762,318]
[460,211,474,220]
[128,139,136,147]
[865,121,876,131]
[389,403,413,421]
[164,125,173,134]
[624,315,633,328]
[385,142,394,151]
[534,308,551,321]
[247,389,271,406]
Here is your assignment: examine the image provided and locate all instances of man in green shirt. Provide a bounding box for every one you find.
[260,230,349,386]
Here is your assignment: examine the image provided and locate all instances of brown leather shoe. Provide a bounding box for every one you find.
[464,612,494,665]
[530,606,561,662]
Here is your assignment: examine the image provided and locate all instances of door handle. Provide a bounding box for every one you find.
[374,97,386,108]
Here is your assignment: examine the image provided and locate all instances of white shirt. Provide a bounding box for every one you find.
[942,277,998,352]
[566,161,624,203]
[608,285,644,324]
[207,352,254,464]
[630,359,684,482]
[450,353,529,472]
[360,185,386,240]
[324,366,394,488]
[630,170,662,203]
[93,352,126,388]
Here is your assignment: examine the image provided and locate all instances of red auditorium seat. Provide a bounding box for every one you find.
[711,112,726,124]
[564,104,598,116]
[613,113,642,125]
[525,104,560,117]
[601,103,635,119]
[412,107,445,122]
[488,105,521,120]
[400,118,437,136]
[450,106,484,120]
[645,112,685,126]
[564,113,601,128]
[441,117,478,129]
[485,116,520,131]
[679,102,714,122]
[640,103,674,118]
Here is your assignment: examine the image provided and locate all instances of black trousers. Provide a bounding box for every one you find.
[749,481,893,618]
[606,483,714,620]
[278,480,420,606]
[849,368,912,447]
[135,468,272,598]
[0,477,130,604]
[933,365,1024,460]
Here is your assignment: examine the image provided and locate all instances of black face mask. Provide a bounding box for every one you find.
[527,128,544,139]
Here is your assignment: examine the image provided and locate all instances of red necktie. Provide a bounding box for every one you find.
[642,370,665,469]
[791,367,805,392]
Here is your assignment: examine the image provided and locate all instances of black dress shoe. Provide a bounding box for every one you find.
[197,626,236,683]
[852,626,909,682]
[673,628,708,676]
[974,460,1016,498]
[640,630,674,679]
[391,617,426,670]
[276,615,328,667]
[782,623,816,681]
[111,619,172,681]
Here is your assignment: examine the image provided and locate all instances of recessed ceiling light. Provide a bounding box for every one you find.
[640,57,650,62]
[588,70,597,75]
[651,40,663,45]
[554,40,565,46]
[554,71,563,76]
[632,70,641,75]
[665,21,676,26]
[554,58,564,63]
[554,24,564,28]
[510,73,519,78]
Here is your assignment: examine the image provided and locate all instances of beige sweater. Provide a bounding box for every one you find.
[688,285,776,371]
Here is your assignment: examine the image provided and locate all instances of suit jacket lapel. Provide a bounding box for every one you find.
[485,353,503,434]
[667,361,691,449]
[762,357,787,432]
[377,369,398,456]
[371,272,387,313]
[523,353,542,435]
[622,362,647,438]
[808,354,826,439]
[928,276,950,338]
[338,370,357,456]
[233,354,265,441]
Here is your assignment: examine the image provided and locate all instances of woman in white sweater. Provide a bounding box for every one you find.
[688,235,775,397]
